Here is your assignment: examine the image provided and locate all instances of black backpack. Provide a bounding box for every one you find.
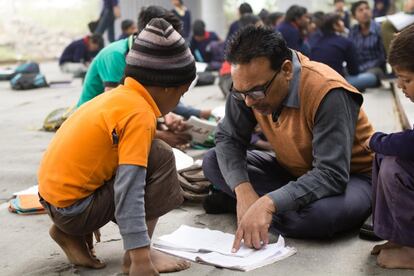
[10,73,48,90]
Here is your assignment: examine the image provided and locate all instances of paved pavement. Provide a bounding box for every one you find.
[0,62,410,276]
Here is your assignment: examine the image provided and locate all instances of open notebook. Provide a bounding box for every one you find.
[153,225,296,271]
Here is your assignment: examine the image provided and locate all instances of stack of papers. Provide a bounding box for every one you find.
[9,185,46,215]
[153,225,296,271]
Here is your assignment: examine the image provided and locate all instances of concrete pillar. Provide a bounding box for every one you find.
[200,0,226,38]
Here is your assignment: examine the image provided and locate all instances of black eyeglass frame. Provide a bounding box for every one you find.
[230,70,279,101]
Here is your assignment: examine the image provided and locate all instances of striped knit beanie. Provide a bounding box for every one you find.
[125,18,196,87]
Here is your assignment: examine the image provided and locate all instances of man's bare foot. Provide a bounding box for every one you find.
[371,241,401,255]
[49,225,105,269]
[150,249,191,273]
[377,246,414,269]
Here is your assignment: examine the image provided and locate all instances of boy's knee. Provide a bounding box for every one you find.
[378,156,400,185]
[148,139,174,168]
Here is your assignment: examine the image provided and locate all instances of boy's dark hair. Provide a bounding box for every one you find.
[239,3,253,16]
[311,11,326,29]
[192,20,206,37]
[388,24,414,72]
[121,19,134,31]
[138,6,182,33]
[268,12,284,26]
[334,0,344,3]
[89,34,104,50]
[351,1,369,16]
[320,13,341,34]
[226,26,292,71]
[285,5,307,23]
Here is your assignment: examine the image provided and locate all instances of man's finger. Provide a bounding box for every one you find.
[259,226,269,247]
[244,231,252,248]
[232,228,244,253]
[252,229,262,249]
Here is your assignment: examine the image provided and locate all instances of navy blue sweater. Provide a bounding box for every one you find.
[309,32,359,76]
[370,129,414,161]
[59,38,90,65]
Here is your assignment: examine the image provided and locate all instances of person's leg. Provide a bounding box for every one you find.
[172,101,201,119]
[202,148,295,214]
[60,62,88,76]
[370,155,414,269]
[94,9,111,36]
[271,174,372,239]
[107,15,115,42]
[138,139,190,273]
[346,72,378,91]
[41,180,116,268]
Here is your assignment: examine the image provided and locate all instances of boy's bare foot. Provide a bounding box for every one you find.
[371,241,401,255]
[123,249,190,274]
[49,225,105,269]
[377,246,414,269]
[150,249,191,273]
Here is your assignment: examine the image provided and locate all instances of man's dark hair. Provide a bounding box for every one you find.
[239,3,253,16]
[89,34,104,50]
[138,5,183,33]
[320,13,341,34]
[388,24,414,72]
[351,1,369,16]
[192,20,205,37]
[121,19,134,31]
[226,26,292,71]
[285,5,308,23]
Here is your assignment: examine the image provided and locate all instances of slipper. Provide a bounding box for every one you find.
[182,188,209,202]
[181,169,206,182]
[178,174,210,193]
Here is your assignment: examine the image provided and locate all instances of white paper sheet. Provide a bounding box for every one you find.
[153,225,296,271]
[172,148,194,171]
[13,185,39,196]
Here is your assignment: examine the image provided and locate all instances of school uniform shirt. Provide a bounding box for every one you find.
[59,37,90,65]
[370,128,414,161]
[309,32,359,76]
[276,21,310,56]
[349,21,386,72]
[190,31,220,62]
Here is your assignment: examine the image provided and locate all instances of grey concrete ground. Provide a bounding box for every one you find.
[0,62,410,276]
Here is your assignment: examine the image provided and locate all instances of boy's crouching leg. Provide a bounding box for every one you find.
[145,139,184,219]
[49,224,105,269]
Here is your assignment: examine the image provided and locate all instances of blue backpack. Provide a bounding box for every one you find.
[10,73,48,90]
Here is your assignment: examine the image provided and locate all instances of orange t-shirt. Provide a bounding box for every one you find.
[38,77,161,208]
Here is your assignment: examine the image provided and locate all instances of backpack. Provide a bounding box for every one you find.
[10,73,48,90]
[0,61,40,81]
[14,62,40,74]
[195,72,216,86]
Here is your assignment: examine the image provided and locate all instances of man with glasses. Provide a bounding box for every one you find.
[202,26,375,251]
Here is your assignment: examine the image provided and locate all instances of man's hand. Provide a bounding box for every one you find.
[156,130,191,147]
[129,247,159,276]
[235,182,259,224]
[364,134,373,151]
[232,195,276,252]
[113,5,121,18]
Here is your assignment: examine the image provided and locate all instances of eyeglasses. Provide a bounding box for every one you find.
[230,71,279,101]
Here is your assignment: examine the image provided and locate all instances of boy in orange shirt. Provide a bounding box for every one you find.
[38,18,196,275]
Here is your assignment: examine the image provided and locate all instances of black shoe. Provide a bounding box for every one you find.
[202,188,236,214]
[359,215,383,241]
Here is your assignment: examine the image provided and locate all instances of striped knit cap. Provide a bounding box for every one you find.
[125,18,196,87]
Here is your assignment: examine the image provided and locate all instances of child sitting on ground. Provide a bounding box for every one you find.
[367,24,414,270]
